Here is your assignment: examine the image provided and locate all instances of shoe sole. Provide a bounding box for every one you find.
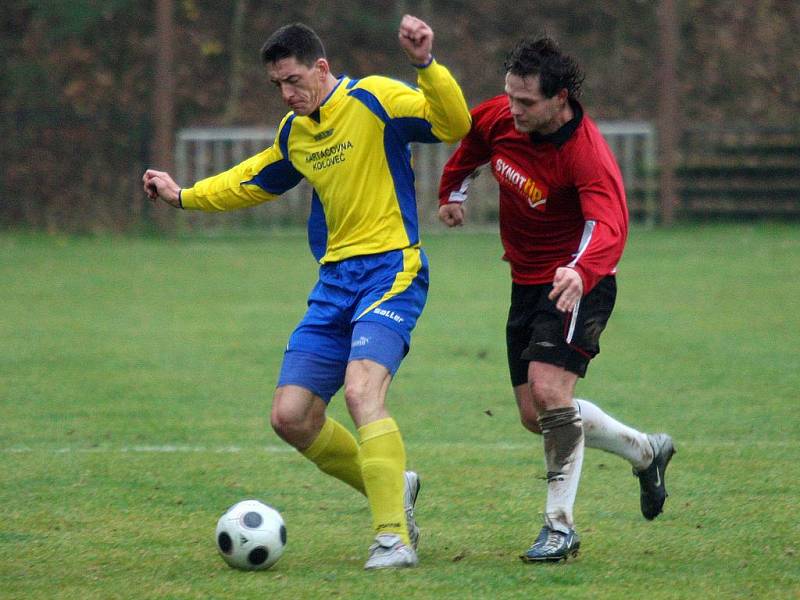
[365,561,418,570]
[519,545,580,563]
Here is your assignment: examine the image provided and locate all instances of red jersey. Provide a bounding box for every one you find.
[439,95,628,294]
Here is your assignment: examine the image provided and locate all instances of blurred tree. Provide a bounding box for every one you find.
[1,0,151,231]
[1,0,798,231]
[152,0,176,232]
[221,0,248,124]
[658,0,680,225]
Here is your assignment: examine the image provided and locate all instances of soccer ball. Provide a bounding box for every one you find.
[215,500,287,570]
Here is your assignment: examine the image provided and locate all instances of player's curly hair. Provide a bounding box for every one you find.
[261,23,326,67]
[504,38,584,99]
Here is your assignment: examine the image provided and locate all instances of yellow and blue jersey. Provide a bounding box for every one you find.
[180,60,471,262]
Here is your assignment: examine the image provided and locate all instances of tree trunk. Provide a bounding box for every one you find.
[152,0,176,232]
[222,0,248,125]
[657,0,680,225]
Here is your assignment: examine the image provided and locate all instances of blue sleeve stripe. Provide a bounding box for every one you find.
[279,114,295,158]
[243,114,303,195]
[392,117,439,143]
[245,160,303,195]
[348,87,419,246]
[348,88,391,126]
[348,88,439,143]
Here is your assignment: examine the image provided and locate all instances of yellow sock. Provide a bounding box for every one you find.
[301,417,365,495]
[358,417,409,545]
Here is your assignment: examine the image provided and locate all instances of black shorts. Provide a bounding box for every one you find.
[506,276,617,385]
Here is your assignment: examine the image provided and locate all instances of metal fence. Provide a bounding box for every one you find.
[175,121,657,229]
[597,121,657,225]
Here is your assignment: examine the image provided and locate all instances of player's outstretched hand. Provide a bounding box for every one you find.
[398,14,433,65]
[438,203,465,227]
[548,267,583,313]
[142,169,182,208]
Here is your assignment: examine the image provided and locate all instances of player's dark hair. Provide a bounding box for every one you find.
[504,38,584,99]
[260,23,326,67]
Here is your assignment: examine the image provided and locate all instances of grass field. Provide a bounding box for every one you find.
[1,224,799,599]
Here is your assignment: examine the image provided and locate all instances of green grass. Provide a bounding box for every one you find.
[1,224,799,599]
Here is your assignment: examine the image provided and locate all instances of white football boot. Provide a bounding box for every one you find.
[364,534,419,570]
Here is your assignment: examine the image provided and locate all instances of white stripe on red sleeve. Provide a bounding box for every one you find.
[567,220,596,268]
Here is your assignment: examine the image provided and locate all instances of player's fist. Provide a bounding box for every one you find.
[142,169,182,208]
[438,203,465,227]
[398,15,433,65]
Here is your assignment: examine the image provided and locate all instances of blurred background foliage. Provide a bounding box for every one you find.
[1,0,798,231]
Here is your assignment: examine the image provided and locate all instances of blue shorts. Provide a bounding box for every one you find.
[277,247,429,402]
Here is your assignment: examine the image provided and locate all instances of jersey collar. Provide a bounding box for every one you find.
[529,98,584,148]
[309,76,349,123]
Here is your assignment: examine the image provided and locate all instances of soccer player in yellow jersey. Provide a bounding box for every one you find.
[142,15,470,569]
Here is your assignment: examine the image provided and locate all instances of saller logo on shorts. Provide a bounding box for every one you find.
[494,158,548,209]
[373,308,404,323]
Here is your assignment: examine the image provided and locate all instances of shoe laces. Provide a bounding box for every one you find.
[370,534,402,552]
[540,529,566,552]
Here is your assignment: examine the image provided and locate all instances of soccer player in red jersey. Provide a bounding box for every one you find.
[438,38,675,562]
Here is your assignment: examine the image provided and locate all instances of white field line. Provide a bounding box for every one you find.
[1,440,796,454]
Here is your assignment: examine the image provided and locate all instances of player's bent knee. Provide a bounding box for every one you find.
[529,380,568,411]
[269,407,301,441]
[518,402,542,433]
[270,387,325,448]
[270,410,318,449]
[520,412,542,434]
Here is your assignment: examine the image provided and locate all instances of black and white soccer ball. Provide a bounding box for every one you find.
[215,500,287,570]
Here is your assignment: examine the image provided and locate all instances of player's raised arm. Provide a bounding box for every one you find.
[398,14,433,66]
[396,15,471,143]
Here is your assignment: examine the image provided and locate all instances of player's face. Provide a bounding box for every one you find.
[268,57,329,116]
[505,73,566,135]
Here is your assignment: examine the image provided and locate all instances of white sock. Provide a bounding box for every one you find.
[575,398,653,470]
[544,437,584,532]
[539,408,585,532]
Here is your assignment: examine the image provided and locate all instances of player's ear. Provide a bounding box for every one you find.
[557,88,569,105]
[315,58,330,79]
